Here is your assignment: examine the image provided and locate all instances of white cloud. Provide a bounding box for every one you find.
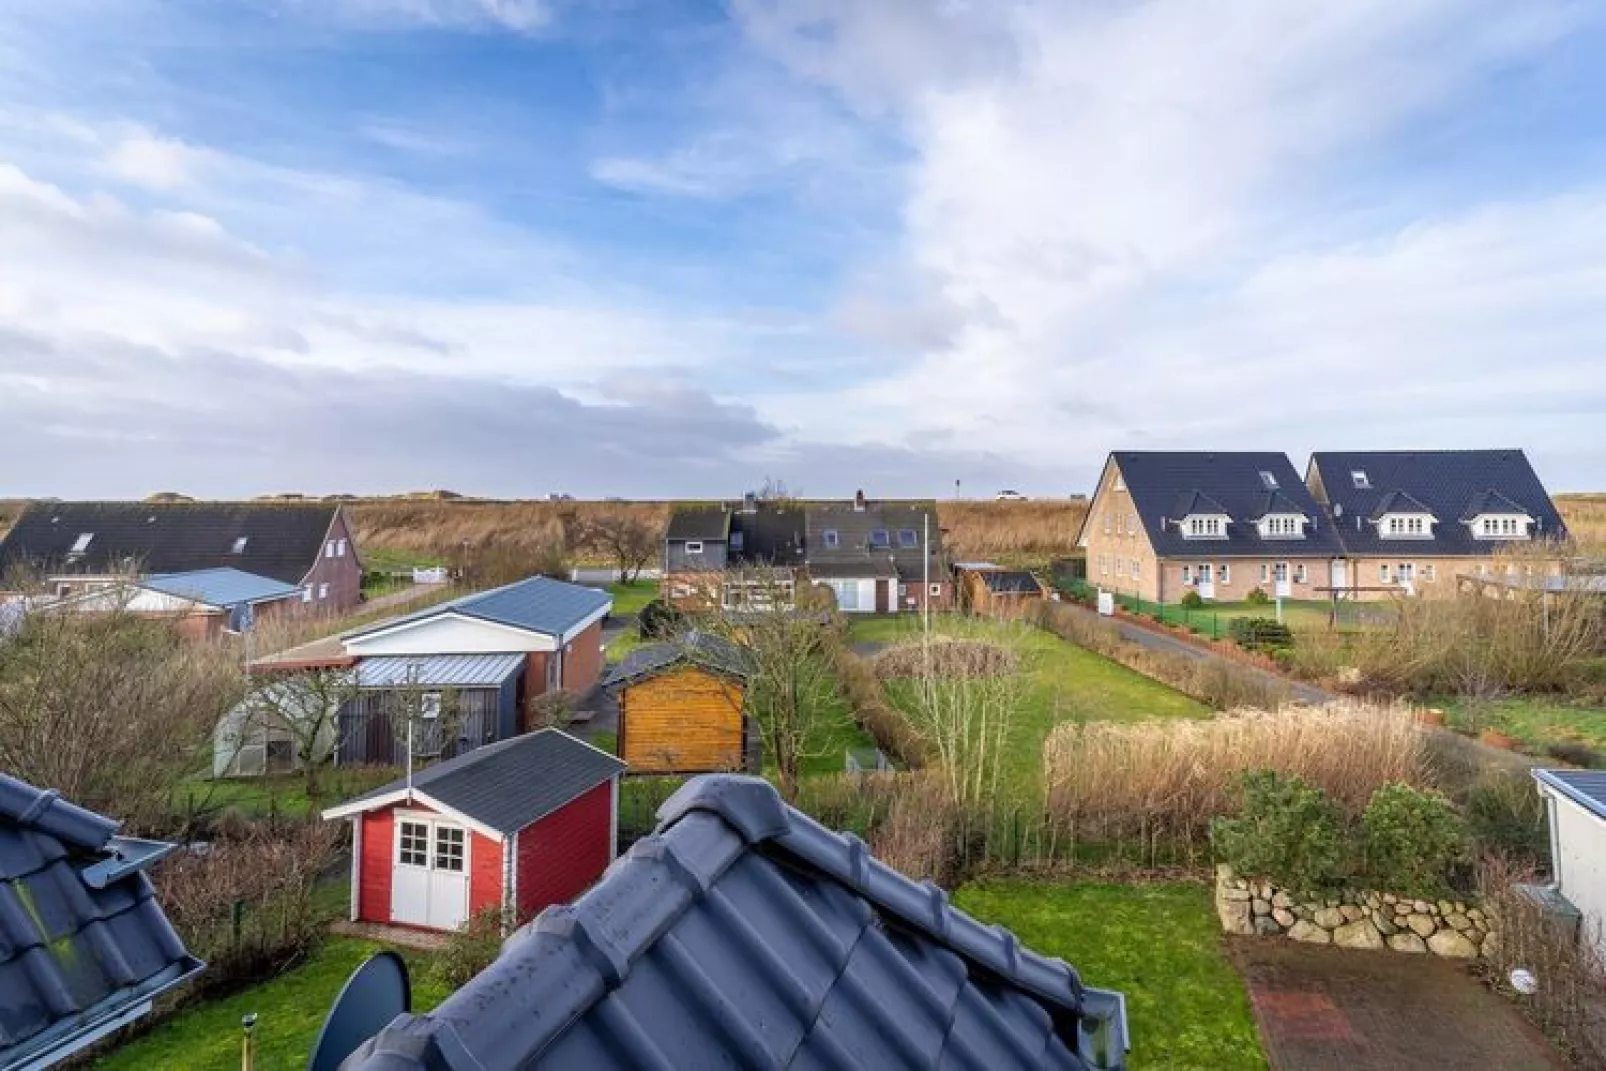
[103,130,209,190]
[310,0,552,33]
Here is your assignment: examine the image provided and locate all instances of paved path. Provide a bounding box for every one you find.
[1231,939,1564,1070]
[360,583,450,615]
[1063,602,1338,706]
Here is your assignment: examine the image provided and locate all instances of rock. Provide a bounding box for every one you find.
[1437,900,1455,917]
[1333,920,1385,950]
[1216,863,1235,884]
[1313,907,1347,929]
[1446,912,1471,931]
[1453,901,1467,915]
[1217,896,1255,936]
[1375,914,1398,937]
[1254,916,1282,936]
[1340,905,1364,923]
[1414,900,1432,914]
[1428,930,1478,959]
[1382,893,1397,905]
[1272,891,1293,909]
[1252,898,1272,917]
[1395,903,1412,916]
[1467,908,1484,922]
[1364,893,1381,910]
[1288,920,1332,945]
[1273,908,1296,928]
[1294,906,1312,921]
[1234,878,1250,890]
[1326,898,1341,908]
[1388,932,1428,953]
[1406,914,1437,938]
[1222,887,1251,902]
[1483,931,1501,960]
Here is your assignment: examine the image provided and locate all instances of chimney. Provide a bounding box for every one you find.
[854,489,866,512]
[742,491,757,514]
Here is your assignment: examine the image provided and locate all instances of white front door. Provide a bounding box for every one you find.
[1273,562,1291,598]
[1330,559,1347,595]
[1197,563,1215,601]
[392,815,471,930]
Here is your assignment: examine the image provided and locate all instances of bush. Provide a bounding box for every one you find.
[1180,590,1204,609]
[429,907,511,989]
[1546,740,1605,768]
[638,598,683,640]
[873,640,1020,680]
[1244,587,1272,606]
[1230,616,1293,651]
[1211,770,1347,893]
[1464,773,1549,867]
[1360,783,1467,896]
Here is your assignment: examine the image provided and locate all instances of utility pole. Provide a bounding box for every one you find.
[923,511,931,639]
[404,660,419,803]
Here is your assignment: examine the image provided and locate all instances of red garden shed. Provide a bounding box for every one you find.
[321,730,625,933]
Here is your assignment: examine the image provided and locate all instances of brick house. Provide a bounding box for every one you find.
[321,730,624,933]
[662,491,950,614]
[1076,452,1345,604]
[1307,449,1567,599]
[0,500,363,613]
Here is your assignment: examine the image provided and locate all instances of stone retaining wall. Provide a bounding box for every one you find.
[1215,865,1495,959]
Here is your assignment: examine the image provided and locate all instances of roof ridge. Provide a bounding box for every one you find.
[0,773,120,851]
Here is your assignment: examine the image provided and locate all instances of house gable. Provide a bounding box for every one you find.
[343,612,562,656]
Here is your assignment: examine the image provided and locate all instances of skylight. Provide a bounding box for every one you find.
[898,528,919,549]
[232,536,249,554]
[1351,470,1370,489]
[68,532,94,557]
[823,529,839,549]
[869,529,891,549]
[1259,471,1278,490]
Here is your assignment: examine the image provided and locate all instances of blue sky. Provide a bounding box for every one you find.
[2,1,1605,498]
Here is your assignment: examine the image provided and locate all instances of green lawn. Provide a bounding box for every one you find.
[1438,695,1606,762]
[798,667,876,777]
[954,881,1266,1071]
[93,939,450,1071]
[361,548,448,574]
[606,578,658,615]
[849,616,1208,790]
[172,767,400,822]
[604,629,646,663]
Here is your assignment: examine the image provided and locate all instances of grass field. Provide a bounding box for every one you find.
[172,767,400,821]
[954,881,1266,1070]
[848,616,1208,790]
[91,939,449,1071]
[1439,695,1606,762]
[606,578,657,615]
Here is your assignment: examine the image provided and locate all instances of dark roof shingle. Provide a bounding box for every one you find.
[0,501,342,585]
[329,730,625,834]
[0,774,202,1068]
[346,576,611,642]
[1309,450,1566,557]
[804,500,942,576]
[601,630,754,688]
[337,775,1128,1070]
[665,508,732,542]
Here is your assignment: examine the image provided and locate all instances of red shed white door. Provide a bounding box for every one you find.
[392,814,471,930]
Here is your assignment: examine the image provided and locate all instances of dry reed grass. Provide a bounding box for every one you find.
[937,499,1089,562]
[1558,493,1606,553]
[348,499,670,562]
[1042,701,1428,851]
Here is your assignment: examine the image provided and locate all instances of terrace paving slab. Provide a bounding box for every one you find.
[1230,938,1564,1071]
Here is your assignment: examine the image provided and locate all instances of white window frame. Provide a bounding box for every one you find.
[1423,563,1437,582]
[318,582,330,600]
[1181,565,1192,584]
[326,541,336,559]
[1103,513,1112,535]
[1114,475,1126,491]
[302,585,313,604]
[928,583,942,596]
[397,819,431,869]
[1219,563,1231,585]
[899,529,919,549]
[1380,513,1434,539]
[824,529,841,549]
[1184,515,1228,539]
[336,538,348,557]
[1351,470,1370,489]
[1259,564,1269,583]
[869,529,891,550]
[685,541,704,555]
[1294,563,1307,584]
[1259,470,1279,490]
[1130,558,1140,579]
[232,536,249,554]
[1379,563,1391,583]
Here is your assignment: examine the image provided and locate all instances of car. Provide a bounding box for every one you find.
[995,490,1027,501]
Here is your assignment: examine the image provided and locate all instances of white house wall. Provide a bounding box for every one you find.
[344,613,558,657]
[1546,788,1606,957]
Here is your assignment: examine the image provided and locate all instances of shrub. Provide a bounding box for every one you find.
[429,907,510,989]
[638,598,683,640]
[1244,587,1272,606]
[1546,740,1604,768]
[1180,590,1204,609]
[1464,772,1549,867]
[1360,783,1467,896]
[1211,770,1347,893]
[1230,616,1293,651]
[827,642,928,768]
[873,639,1019,681]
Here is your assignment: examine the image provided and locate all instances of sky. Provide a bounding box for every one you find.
[3,0,1605,500]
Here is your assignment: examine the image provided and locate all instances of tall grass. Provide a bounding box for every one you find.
[1041,702,1427,860]
[1558,493,1606,553]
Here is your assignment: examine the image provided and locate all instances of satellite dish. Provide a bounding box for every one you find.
[308,951,411,1071]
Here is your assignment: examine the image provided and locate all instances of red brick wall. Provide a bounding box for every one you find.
[561,620,603,692]
[900,580,954,613]
[470,830,503,918]
[358,808,397,923]
[515,779,613,919]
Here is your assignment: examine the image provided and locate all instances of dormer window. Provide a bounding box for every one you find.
[1351,470,1371,489]
[869,529,891,550]
[1380,514,1434,539]
[1183,515,1228,539]
[823,529,840,549]
[898,529,918,549]
[1258,471,1278,490]
[1472,514,1531,540]
[1259,514,1306,539]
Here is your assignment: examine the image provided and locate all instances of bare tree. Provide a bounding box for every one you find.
[704,571,841,800]
[0,603,245,834]
[582,514,658,583]
[232,668,361,796]
[899,623,1027,808]
[386,675,464,769]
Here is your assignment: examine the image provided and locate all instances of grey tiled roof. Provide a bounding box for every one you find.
[601,630,754,688]
[1106,452,1346,560]
[665,508,732,542]
[329,729,625,835]
[345,576,611,642]
[0,774,203,1068]
[1535,769,1606,821]
[0,500,341,584]
[1309,449,1566,557]
[981,570,1044,594]
[804,500,942,577]
[339,775,1129,1070]
[140,566,302,608]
